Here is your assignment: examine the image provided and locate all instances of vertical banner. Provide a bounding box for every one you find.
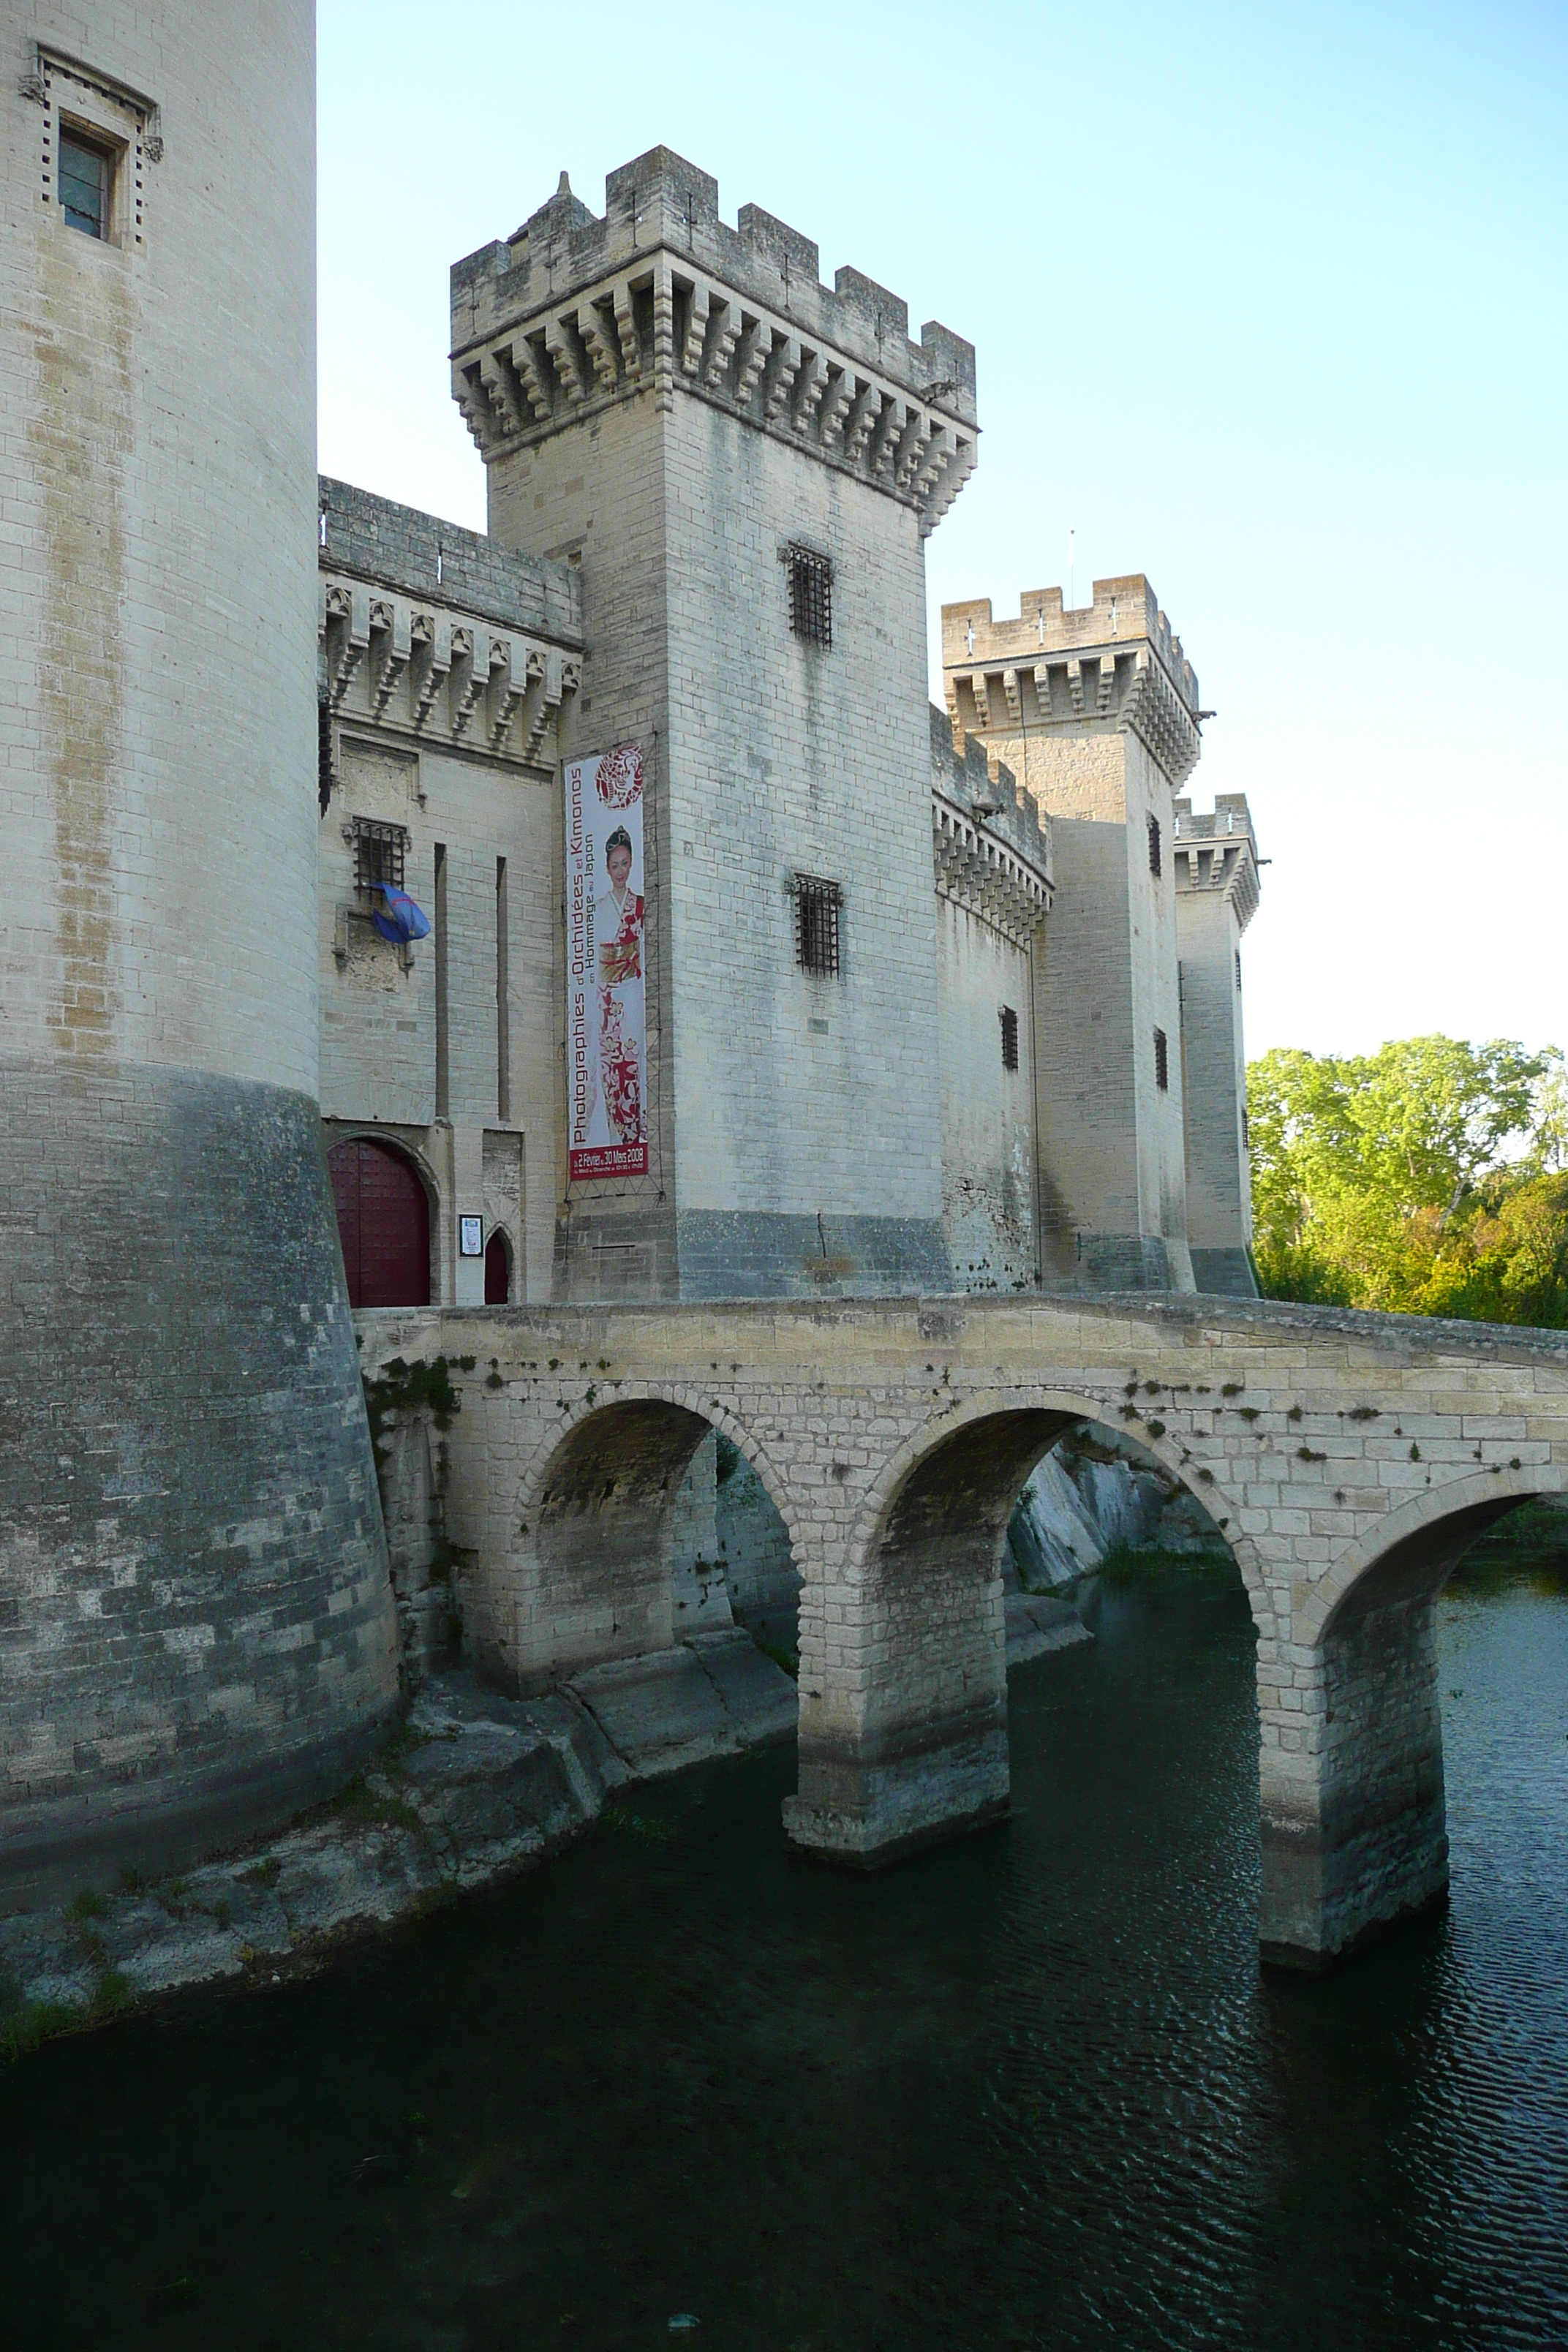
[565,744,648,1180]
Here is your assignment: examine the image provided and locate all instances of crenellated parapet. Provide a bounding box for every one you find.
[318,479,582,771]
[942,575,1202,786]
[1173,794,1261,931]
[451,149,979,538]
[930,707,1052,945]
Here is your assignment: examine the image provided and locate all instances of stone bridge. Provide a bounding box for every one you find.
[355,1293,1568,1972]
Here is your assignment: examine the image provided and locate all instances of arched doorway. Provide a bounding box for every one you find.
[484,1229,512,1305]
[328,1136,430,1308]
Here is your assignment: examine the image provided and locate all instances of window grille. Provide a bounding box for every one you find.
[789,872,843,976]
[999,1005,1019,1072]
[1235,949,1243,992]
[352,817,408,894]
[786,545,833,647]
[1242,1106,1251,1150]
[1147,814,1162,878]
[1154,1027,1169,1092]
[59,130,111,238]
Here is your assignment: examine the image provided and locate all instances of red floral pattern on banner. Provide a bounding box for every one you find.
[595,742,644,809]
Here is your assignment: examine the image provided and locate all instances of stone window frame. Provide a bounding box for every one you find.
[31,47,160,255]
[350,817,409,896]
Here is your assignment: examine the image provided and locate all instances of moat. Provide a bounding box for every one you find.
[4,1545,1567,2351]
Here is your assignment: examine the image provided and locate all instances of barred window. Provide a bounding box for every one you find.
[1147,814,1162,878]
[999,1005,1019,1072]
[1235,949,1243,992]
[786,544,832,647]
[1242,1106,1251,1149]
[1154,1027,1169,1092]
[790,872,843,976]
[352,816,408,893]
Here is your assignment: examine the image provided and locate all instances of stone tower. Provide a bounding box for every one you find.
[941,578,1202,1290]
[1,9,399,1904]
[1174,794,1261,1294]
[452,150,978,1299]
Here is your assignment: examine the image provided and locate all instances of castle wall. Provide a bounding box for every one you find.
[1175,800,1259,1296]
[0,4,399,1906]
[936,899,1037,1289]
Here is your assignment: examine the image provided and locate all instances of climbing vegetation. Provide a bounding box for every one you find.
[1248,1036,1568,1325]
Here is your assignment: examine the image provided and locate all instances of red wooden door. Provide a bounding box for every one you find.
[484,1229,511,1304]
[328,1138,430,1308]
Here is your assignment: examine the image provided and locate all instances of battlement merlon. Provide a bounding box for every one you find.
[942,577,1197,712]
[449,150,979,535]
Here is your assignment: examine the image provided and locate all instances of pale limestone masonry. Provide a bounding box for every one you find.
[356,1294,1568,1967]
[453,152,979,1300]
[317,478,584,1302]
[0,5,398,1909]
[942,578,1219,1294]
[1175,794,1261,1294]
[930,712,1052,1291]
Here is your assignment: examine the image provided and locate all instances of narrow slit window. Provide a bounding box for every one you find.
[999,1005,1019,1072]
[791,873,843,976]
[1154,1027,1169,1092]
[1147,814,1162,878]
[317,697,334,815]
[59,131,112,238]
[787,545,833,647]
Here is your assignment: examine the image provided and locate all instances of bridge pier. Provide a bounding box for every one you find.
[1259,1594,1447,1968]
[784,1409,1063,1866]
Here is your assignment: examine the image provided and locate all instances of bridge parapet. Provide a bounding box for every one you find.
[355,1294,1568,1969]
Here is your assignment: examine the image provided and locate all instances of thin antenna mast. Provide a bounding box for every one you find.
[1068,524,1076,611]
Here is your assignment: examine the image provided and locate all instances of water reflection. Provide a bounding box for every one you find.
[2,1546,1566,2350]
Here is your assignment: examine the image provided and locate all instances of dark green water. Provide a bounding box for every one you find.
[4,1553,1568,2351]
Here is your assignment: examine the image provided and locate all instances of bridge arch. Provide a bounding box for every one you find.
[505,1386,802,1684]
[1300,1464,1568,1646]
[1261,1462,1568,1972]
[785,1390,1256,1871]
[847,1387,1265,1604]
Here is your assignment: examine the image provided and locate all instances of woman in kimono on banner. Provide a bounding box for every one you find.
[592,825,644,1145]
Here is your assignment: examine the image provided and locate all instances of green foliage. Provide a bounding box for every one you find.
[1248,1036,1568,1324]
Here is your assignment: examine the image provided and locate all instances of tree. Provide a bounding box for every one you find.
[1247,1036,1567,1323]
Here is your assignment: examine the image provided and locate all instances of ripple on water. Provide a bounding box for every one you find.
[1,1564,1567,2350]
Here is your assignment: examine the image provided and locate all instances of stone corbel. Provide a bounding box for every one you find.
[577,300,622,395]
[521,647,565,766]
[818,365,856,448]
[544,314,587,404]
[843,380,882,465]
[410,614,453,731]
[372,600,413,719]
[487,639,527,752]
[733,317,771,404]
[704,296,745,390]
[449,626,493,739]
[327,581,372,709]
[611,282,644,380]
[791,350,829,435]
[679,282,711,377]
[763,335,803,423]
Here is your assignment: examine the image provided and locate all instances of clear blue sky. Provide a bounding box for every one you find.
[318,0,1567,1066]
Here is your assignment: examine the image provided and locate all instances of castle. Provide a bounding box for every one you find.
[1,7,1259,1904]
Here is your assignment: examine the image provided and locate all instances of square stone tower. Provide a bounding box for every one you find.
[452,151,977,1300]
[941,578,1202,1290]
[1174,794,1261,1294]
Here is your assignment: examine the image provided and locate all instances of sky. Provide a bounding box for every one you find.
[318,0,1567,1067]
